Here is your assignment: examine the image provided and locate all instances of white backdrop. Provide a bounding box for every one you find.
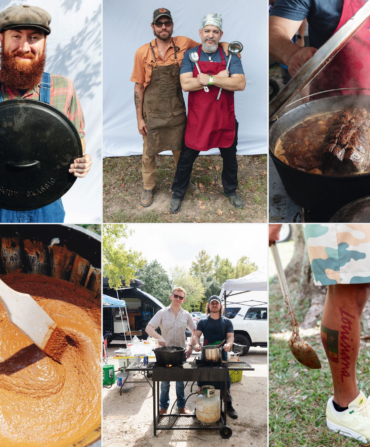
[0,0,102,223]
[103,0,268,157]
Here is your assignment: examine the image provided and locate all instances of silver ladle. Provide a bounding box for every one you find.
[189,52,209,93]
[217,41,244,100]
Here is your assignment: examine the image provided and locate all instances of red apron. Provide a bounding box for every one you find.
[311,0,370,95]
[184,46,235,151]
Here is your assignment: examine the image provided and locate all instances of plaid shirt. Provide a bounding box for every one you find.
[0,74,85,138]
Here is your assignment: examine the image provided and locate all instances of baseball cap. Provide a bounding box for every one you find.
[153,8,172,23]
[0,5,51,35]
[208,296,221,304]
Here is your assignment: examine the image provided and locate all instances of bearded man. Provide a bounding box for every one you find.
[0,5,92,223]
[131,8,234,207]
[194,295,237,419]
[169,13,246,214]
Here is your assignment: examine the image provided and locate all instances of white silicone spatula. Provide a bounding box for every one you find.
[0,279,57,352]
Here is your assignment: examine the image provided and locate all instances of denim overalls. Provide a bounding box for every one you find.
[0,73,66,223]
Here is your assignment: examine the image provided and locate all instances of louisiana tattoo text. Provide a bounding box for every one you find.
[339,308,355,383]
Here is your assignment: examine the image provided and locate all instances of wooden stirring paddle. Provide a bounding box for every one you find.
[0,279,65,362]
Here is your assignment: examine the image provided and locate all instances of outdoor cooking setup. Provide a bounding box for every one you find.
[269,2,370,222]
[125,352,253,439]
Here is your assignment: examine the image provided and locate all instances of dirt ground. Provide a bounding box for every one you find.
[102,345,267,447]
[103,155,267,223]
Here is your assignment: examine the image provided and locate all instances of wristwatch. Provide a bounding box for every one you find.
[296,35,303,39]
[208,75,214,86]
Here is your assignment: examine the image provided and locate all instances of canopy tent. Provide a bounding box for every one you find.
[220,268,268,308]
[102,294,131,344]
[103,295,126,307]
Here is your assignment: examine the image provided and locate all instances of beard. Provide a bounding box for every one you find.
[202,38,218,53]
[0,46,46,90]
[153,27,173,42]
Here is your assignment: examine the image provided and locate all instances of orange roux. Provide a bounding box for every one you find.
[0,274,101,447]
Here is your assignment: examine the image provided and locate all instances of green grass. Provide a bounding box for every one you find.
[269,283,370,446]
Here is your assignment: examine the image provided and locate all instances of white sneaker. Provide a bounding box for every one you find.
[326,391,370,443]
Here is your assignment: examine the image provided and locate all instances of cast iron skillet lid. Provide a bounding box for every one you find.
[0,99,82,211]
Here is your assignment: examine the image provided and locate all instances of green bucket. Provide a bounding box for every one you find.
[103,364,115,386]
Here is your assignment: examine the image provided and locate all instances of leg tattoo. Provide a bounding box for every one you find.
[339,308,355,383]
[321,324,339,363]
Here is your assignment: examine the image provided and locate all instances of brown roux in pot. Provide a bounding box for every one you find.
[0,274,101,447]
[275,111,370,175]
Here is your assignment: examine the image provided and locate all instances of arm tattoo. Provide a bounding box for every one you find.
[134,91,141,110]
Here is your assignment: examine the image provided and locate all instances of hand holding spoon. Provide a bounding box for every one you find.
[189,52,209,92]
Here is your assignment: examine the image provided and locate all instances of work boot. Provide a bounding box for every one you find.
[179,407,192,415]
[223,192,244,209]
[140,188,155,207]
[159,408,168,415]
[188,181,200,194]
[227,402,238,419]
[169,197,182,214]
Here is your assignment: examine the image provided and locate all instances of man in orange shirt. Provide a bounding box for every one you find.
[131,8,231,207]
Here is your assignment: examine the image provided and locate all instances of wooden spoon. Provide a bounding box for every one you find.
[271,243,322,369]
[0,279,61,361]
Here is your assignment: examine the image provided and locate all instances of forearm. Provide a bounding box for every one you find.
[212,75,245,91]
[270,23,301,66]
[145,324,161,340]
[134,83,145,120]
[226,333,234,345]
[181,77,204,92]
[81,137,86,154]
[193,333,201,345]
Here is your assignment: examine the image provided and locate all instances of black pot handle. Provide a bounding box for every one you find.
[6,160,40,168]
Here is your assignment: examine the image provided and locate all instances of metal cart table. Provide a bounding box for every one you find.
[126,360,254,439]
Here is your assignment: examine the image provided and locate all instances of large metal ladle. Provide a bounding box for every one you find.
[217,41,243,100]
[190,52,209,92]
[271,243,322,369]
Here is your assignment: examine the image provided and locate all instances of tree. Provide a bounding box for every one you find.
[214,258,234,284]
[170,266,205,312]
[234,256,258,278]
[190,250,213,278]
[103,224,146,290]
[136,260,172,306]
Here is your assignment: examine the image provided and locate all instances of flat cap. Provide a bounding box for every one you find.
[0,5,51,35]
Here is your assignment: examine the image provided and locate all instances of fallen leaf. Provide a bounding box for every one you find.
[138,206,143,209]
[208,166,213,170]
[216,209,223,216]
[200,206,206,210]
[215,165,220,171]
[121,183,125,187]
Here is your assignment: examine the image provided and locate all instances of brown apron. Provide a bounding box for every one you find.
[143,40,186,157]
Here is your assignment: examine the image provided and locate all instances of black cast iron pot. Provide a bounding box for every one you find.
[154,346,185,366]
[270,95,370,215]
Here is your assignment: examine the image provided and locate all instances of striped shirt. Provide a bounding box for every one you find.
[0,74,85,138]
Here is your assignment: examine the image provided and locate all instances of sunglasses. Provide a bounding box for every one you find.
[173,293,184,300]
[154,20,173,28]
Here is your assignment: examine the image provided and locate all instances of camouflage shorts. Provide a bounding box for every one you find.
[303,224,370,286]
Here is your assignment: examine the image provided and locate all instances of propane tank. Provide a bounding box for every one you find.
[196,385,220,424]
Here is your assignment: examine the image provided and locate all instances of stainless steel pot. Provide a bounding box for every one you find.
[201,344,224,363]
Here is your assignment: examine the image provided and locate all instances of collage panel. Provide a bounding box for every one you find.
[102,223,268,446]
[269,224,370,446]
[0,224,102,446]
[0,0,102,224]
[269,0,370,224]
[103,0,267,223]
